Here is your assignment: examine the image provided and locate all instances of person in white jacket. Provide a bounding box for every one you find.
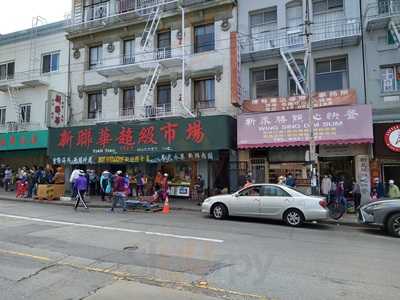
[69,168,81,198]
[321,175,332,196]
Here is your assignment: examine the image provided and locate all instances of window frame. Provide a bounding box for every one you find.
[252,66,279,99]
[381,65,400,93]
[194,23,215,54]
[0,107,6,125]
[87,92,102,119]
[89,45,103,69]
[123,38,135,65]
[156,83,172,112]
[0,61,15,81]
[157,30,172,59]
[41,51,60,74]
[122,88,135,116]
[315,56,348,92]
[238,185,263,197]
[262,185,291,197]
[249,8,278,29]
[313,0,344,15]
[19,104,31,124]
[194,77,215,109]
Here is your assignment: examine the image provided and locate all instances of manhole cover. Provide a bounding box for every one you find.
[123,246,138,251]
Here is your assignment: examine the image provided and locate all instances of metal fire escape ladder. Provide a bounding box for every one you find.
[280,48,306,95]
[140,3,163,51]
[389,20,400,48]
[142,63,161,111]
[7,86,20,126]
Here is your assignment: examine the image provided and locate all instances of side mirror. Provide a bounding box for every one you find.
[233,192,239,197]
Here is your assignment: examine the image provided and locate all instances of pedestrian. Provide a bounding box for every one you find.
[286,173,296,188]
[69,167,80,198]
[351,179,362,209]
[195,174,205,205]
[135,170,144,198]
[321,175,332,196]
[244,177,252,188]
[161,173,169,202]
[388,180,400,199]
[277,175,286,185]
[100,170,112,201]
[74,170,88,210]
[3,166,12,192]
[336,180,347,208]
[110,171,127,212]
[53,167,65,184]
[0,164,5,188]
[88,169,97,196]
[27,169,36,198]
[374,178,385,199]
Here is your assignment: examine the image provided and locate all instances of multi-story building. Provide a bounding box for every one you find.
[0,20,69,168]
[363,0,400,186]
[236,0,374,200]
[48,0,239,195]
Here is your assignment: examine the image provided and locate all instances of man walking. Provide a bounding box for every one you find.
[111,171,127,212]
[74,170,88,210]
[69,167,80,198]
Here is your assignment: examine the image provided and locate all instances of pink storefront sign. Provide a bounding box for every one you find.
[238,105,374,148]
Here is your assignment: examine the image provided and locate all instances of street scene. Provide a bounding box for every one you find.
[1,0,400,299]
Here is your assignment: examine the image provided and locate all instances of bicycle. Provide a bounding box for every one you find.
[327,196,346,220]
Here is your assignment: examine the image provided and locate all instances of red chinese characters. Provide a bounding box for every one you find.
[58,129,73,148]
[118,127,135,150]
[160,123,178,145]
[31,134,37,145]
[9,136,16,145]
[186,120,205,144]
[97,128,112,148]
[139,126,157,145]
[76,129,93,148]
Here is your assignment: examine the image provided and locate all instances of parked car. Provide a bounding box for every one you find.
[359,199,400,237]
[201,184,329,227]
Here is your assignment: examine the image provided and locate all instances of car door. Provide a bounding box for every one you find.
[260,185,292,217]
[230,186,262,216]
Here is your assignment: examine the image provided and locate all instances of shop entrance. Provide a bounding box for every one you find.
[319,156,355,190]
[383,164,400,186]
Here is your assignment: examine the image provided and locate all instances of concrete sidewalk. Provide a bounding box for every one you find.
[0,189,361,226]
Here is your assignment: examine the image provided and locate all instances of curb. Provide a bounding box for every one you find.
[0,196,364,226]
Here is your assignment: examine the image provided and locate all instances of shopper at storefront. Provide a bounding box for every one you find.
[373,178,385,199]
[321,175,332,197]
[161,173,169,201]
[351,180,362,209]
[388,180,400,199]
[135,171,145,197]
[69,167,81,198]
[194,175,205,205]
[286,173,296,188]
[3,166,12,192]
[53,167,65,184]
[74,170,88,210]
[111,171,127,212]
[100,170,112,201]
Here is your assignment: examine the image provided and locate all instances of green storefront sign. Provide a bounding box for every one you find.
[0,130,48,151]
[48,116,236,165]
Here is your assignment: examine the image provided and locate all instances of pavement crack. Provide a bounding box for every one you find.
[16,263,57,282]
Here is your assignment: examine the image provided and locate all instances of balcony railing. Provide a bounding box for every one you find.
[0,121,45,133]
[65,0,217,33]
[366,0,400,20]
[240,18,361,55]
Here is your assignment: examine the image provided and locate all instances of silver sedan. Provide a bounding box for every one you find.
[201,184,329,226]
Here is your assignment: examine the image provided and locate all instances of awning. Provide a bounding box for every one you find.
[238,105,374,149]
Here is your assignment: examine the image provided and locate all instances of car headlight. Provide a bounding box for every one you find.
[363,203,384,214]
[203,198,212,203]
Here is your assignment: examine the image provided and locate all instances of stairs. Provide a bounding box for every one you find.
[7,86,20,124]
[140,2,163,51]
[280,48,305,95]
[141,63,161,115]
[389,20,400,47]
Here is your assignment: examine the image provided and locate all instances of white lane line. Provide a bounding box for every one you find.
[0,213,224,243]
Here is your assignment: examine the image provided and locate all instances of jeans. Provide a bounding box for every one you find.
[112,192,126,210]
[4,179,11,192]
[27,183,36,198]
[71,183,77,198]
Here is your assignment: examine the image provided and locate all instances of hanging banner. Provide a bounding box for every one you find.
[48,90,66,127]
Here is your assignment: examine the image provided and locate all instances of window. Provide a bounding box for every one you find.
[313,0,343,14]
[20,104,31,123]
[89,45,103,69]
[381,65,400,93]
[239,186,263,197]
[250,9,277,28]
[315,57,348,92]
[157,31,171,59]
[252,66,279,98]
[118,0,135,13]
[0,61,15,80]
[194,24,215,53]
[288,61,305,96]
[262,186,291,197]
[123,39,135,64]
[87,92,102,119]
[122,88,135,116]
[0,107,5,125]
[42,52,60,73]
[194,78,215,109]
[388,30,397,45]
[157,84,171,112]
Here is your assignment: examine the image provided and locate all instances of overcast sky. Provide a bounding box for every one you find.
[0,0,71,34]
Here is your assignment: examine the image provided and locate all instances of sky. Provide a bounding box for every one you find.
[0,0,71,34]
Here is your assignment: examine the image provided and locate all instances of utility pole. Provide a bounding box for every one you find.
[304,0,318,195]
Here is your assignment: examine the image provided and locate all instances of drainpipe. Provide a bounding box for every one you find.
[67,40,72,125]
[359,0,368,105]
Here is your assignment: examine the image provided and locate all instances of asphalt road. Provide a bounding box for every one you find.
[0,200,399,300]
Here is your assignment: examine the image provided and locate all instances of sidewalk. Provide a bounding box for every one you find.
[0,189,362,226]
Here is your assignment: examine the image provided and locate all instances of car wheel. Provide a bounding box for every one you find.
[284,209,304,227]
[211,203,228,220]
[386,213,400,238]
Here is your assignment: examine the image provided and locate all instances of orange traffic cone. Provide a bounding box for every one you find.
[162,195,170,214]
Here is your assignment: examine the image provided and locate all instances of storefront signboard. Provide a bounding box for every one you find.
[384,124,400,153]
[355,155,371,205]
[238,105,373,148]
[48,90,67,127]
[242,89,357,113]
[48,116,235,163]
[0,130,48,151]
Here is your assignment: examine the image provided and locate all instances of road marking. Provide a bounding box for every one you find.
[0,248,268,300]
[0,213,224,243]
